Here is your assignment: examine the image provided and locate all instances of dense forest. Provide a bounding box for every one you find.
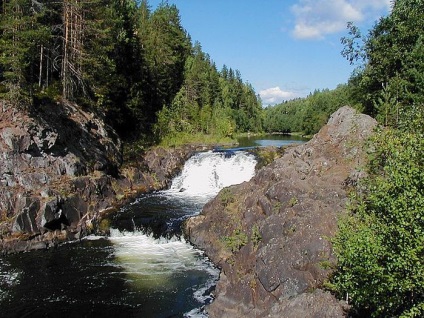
[262,84,353,135]
[1,0,424,316]
[0,0,262,143]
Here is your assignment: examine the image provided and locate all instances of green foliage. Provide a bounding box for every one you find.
[342,0,424,121]
[140,1,191,116]
[289,197,298,207]
[331,3,424,316]
[254,146,284,168]
[153,42,262,143]
[223,227,248,253]
[251,224,262,248]
[155,131,233,148]
[263,85,353,135]
[220,188,235,207]
[331,127,424,317]
[0,0,49,107]
[0,0,261,142]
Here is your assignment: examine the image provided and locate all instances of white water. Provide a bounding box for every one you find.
[111,150,257,316]
[169,151,257,198]
[0,150,257,317]
[0,259,21,303]
[109,229,210,276]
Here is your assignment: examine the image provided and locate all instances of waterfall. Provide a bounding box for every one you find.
[108,150,257,317]
[168,150,257,198]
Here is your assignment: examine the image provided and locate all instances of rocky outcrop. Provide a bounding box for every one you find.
[0,100,203,253]
[185,106,378,317]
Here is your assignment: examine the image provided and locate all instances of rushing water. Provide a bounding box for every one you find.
[0,150,257,318]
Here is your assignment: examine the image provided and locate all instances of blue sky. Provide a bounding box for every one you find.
[149,0,391,105]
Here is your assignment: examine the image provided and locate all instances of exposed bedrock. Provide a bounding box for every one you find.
[185,106,378,317]
[0,101,203,253]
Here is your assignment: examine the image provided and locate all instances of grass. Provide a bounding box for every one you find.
[220,188,235,206]
[251,224,262,248]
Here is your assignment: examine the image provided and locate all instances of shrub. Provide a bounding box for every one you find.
[330,128,424,317]
[222,227,248,252]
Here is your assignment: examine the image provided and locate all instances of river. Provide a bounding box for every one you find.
[0,151,257,317]
[237,133,307,148]
[0,136,306,317]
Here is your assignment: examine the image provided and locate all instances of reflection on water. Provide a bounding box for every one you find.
[0,239,135,317]
[237,134,308,148]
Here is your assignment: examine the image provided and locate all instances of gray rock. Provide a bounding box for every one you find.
[12,196,40,233]
[185,106,377,317]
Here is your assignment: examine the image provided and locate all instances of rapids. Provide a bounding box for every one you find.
[0,150,257,317]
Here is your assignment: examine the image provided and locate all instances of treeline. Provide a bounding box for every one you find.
[155,43,262,145]
[263,84,352,135]
[0,0,262,141]
[327,1,424,317]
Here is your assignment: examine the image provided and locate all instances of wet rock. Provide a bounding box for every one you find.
[185,106,377,317]
[0,99,200,253]
[143,146,204,186]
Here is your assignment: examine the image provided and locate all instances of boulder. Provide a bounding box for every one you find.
[185,106,377,317]
[12,195,40,233]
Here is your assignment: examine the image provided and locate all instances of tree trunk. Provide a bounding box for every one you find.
[61,0,84,100]
[39,45,43,88]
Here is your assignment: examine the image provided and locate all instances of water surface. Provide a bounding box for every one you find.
[237,134,308,148]
[0,151,257,317]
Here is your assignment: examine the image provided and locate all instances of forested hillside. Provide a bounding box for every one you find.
[263,84,353,135]
[1,0,423,316]
[0,0,262,142]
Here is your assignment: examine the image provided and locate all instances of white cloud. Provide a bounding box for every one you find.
[291,0,391,40]
[259,87,298,105]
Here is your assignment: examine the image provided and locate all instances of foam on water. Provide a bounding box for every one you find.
[108,150,256,315]
[168,151,256,198]
[0,259,21,303]
[109,229,205,274]
[108,228,220,316]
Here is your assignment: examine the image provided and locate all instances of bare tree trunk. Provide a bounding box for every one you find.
[46,49,49,87]
[39,45,43,88]
[61,0,84,100]
[62,0,69,98]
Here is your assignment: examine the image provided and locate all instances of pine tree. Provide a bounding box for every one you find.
[61,0,85,99]
[0,0,48,107]
[142,2,191,110]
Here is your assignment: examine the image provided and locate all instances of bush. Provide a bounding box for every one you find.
[330,128,424,317]
[222,227,248,252]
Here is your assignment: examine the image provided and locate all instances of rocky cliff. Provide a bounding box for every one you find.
[0,101,202,253]
[185,106,378,317]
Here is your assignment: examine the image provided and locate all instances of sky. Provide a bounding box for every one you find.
[148,0,391,106]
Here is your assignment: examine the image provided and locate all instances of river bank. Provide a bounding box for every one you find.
[185,106,378,317]
[0,100,210,254]
[1,100,378,317]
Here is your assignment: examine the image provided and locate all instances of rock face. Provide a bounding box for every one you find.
[185,106,377,317]
[0,100,201,253]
